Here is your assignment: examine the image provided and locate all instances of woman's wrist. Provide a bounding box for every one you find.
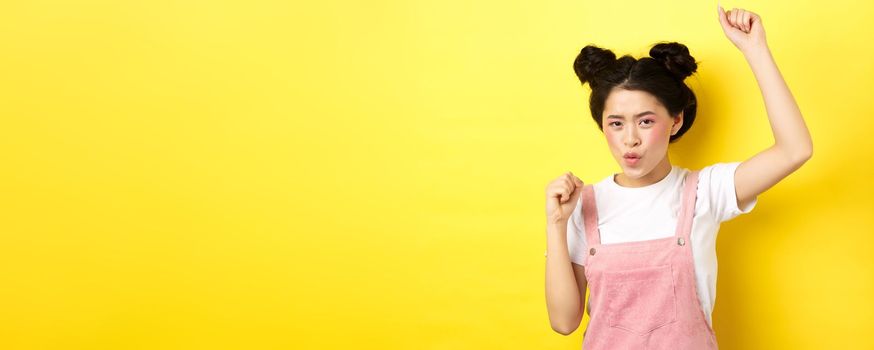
[742,43,771,61]
[546,211,567,226]
[545,221,569,258]
[546,219,568,236]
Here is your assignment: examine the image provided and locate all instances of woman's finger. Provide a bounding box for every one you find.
[742,10,751,32]
[717,5,731,31]
[719,7,731,34]
[750,12,761,31]
[731,8,740,29]
[573,176,583,187]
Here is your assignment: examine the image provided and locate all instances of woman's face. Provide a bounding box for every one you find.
[601,88,683,181]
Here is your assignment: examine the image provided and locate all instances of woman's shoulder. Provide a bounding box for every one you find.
[694,161,745,186]
[675,162,744,182]
[589,173,618,191]
[698,161,742,171]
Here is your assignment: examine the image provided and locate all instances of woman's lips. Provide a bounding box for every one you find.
[624,156,641,166]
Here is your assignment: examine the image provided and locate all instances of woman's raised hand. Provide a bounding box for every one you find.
[545,172,584,224]
[717,4,767,54]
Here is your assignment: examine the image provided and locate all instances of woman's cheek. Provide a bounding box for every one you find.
[648,123,671,142]
[605,130,622,149]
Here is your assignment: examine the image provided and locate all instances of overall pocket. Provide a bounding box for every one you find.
[604,264,678,335]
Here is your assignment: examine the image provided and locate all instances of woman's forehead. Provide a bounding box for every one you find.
[603,89,666,116]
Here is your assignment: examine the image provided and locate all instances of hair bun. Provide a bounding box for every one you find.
[573,45,617,86]
[649,42,697,80]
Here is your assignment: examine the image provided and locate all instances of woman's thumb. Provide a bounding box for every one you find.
[717,4,729,29]
[571,180,583,198]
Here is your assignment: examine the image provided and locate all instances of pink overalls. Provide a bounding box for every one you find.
[580,170,718,349]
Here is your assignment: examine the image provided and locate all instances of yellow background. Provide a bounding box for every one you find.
[1,0,871,349]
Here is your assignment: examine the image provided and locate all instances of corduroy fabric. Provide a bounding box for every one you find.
[580,170,718,349]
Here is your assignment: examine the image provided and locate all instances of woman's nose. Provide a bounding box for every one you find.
[623,130,640,148]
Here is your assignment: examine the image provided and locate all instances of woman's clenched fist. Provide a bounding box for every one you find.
[545,172,584,224]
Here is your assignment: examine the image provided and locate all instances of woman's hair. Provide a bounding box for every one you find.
[573,41,699,143]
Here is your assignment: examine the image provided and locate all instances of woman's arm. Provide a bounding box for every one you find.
[544,173,587,335]
[717,6,813,208]
[545,219,586,335]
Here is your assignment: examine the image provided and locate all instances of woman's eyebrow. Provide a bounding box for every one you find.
[606,111,656,119]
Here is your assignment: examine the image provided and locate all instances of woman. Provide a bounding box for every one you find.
[544,6,812,348]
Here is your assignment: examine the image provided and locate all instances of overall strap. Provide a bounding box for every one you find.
[675,170,701,240]
[582,184,601,246]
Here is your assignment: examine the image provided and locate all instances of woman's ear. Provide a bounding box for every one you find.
[671,111,684,135]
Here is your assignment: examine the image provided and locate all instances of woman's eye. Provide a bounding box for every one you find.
[609,122,621,127]
[640,119,654,126]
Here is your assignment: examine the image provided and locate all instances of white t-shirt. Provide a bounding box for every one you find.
[566,162,757,329]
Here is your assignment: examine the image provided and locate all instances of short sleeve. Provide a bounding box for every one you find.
[566,195,588,265]
[701,162,758,223]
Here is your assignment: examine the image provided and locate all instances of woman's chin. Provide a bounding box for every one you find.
[619,165,647,178]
